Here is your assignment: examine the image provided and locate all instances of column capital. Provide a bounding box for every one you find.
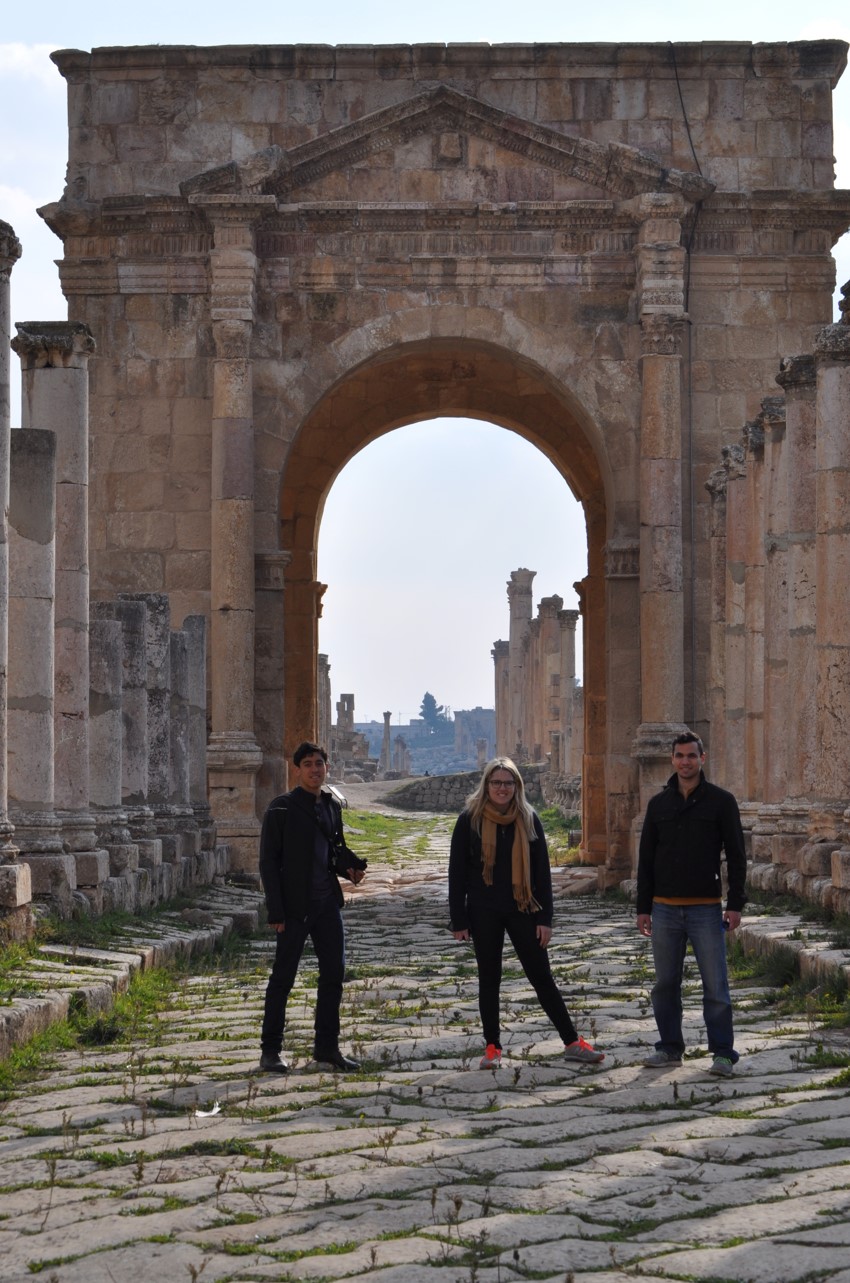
[0,219,22,279]
[640,313,686,358]
[507,567,535,600]
[492,639,509,661]
[776,353,816,391]
[815,322,850,364]
[558,609,580,630]
[604,539,639,579]
[255,549,293,591]
[189,194,277,244]
[538,594,563,617]
[12,321,95,368]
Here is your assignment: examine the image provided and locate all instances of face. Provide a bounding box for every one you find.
[487,769,517,810]
[671,742,704,783]
[297,752,328,794]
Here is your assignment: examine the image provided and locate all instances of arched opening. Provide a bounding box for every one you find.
[279,339,612,862]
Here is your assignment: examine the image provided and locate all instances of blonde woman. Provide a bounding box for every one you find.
[449,757,603,1069]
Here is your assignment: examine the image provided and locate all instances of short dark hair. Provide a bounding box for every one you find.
[293,741,328,766]
[672,730,704,755]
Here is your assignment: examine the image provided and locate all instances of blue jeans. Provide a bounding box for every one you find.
[261,894,345,1054]
[649,901,738,1063]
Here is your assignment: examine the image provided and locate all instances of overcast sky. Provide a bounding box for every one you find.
[2,1,849,723]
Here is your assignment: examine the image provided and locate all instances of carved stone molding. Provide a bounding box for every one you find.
[12,321,95,368]
[255,550,293,592]
[604,539,639,579]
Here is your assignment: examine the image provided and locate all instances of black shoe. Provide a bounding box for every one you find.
[313,1047,360,1072]
[259,1051,289,1074]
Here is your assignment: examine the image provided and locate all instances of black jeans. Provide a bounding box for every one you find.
[468,906,578,1049]
[261,894,345,1054]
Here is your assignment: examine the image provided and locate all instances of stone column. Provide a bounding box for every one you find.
[491,639,509,756]
[0,221,21,872]
[742,417,765,810]
[380,712,392,775]
[169,627,198,855]
[255,550,291,812]
[558,609,579,776]
[632,194,688,807]
[191,196,274,871]
[91,599,153,841]
[507,568,535,759]
[722,443,748,797]
[86,615,127,896]
[317,652,332,754]
[13,321,99,860]
[813,321,850,841]
[705,463,729,787]
[8,431,72,906]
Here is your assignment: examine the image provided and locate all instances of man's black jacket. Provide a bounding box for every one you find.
[636,771,746,916]
[259,786,346,923]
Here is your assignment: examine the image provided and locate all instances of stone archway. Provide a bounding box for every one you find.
[279,338,613,865]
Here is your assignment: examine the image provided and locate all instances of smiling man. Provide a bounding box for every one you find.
[636,731,746,1077]
[258,742,366,1074]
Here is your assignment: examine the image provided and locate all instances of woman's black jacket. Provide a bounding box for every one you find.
[448,809,553,930]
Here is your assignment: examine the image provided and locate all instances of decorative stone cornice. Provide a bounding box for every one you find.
[0,219,22,278]
[11,321,96,368]
[776,354,816,391]
[180,86,713,205]
[255,550,293,591]
[604,539,639,579]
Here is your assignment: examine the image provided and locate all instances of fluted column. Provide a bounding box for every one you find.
[192,196,273,870]
[0,220,21,869]
[13,321,99,858]
[632,193,688,806]
[813,321,850,840]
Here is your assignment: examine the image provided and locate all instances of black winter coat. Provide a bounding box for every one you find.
[448,809,554,930]
[259,787,346,923]
[636,772,747,915]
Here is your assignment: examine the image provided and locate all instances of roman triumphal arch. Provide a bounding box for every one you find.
[39,40,850,881]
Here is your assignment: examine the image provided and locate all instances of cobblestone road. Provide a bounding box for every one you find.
[2,812,850,1283]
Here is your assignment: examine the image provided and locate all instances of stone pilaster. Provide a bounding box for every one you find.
[9,431,71,907]
[491,639,509,757]
[507,568,535,760]
[0,221,21,866]
[191,196,273,871]
[812,322,850,840]
[184,614,214,848]
[632,193,688,806]
[256,549,292,806]
[13,321,99,858]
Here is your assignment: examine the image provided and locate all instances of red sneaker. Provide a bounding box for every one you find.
[479,1044,502,1069]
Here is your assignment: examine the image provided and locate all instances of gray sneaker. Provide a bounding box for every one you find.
[709,1055,734,1078]
[563,1037,604,1064]
[643,1050,682,1068]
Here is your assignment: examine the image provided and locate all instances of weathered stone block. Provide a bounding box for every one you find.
[830,847,850,890]
[0,862,32,909]
[74,851,110,886]
[19,854,77,897]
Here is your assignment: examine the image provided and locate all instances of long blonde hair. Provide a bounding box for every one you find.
[465,757,537,838]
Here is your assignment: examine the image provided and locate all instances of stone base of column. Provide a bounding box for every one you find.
[193,802,217,852]
[17,852,77,916]
[126,805,157,842]
[10,812,64,854]
[57,810,99,854]
[74,849,110,887]
[207,731,263,875]
[0,818,19,862]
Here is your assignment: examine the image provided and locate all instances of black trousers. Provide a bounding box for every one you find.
[260,895,345,1054]
[468,906,578,1049]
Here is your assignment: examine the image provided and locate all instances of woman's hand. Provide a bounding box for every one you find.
[536,924,552,948]
[453,929,470,941]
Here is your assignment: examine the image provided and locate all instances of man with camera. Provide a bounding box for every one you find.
[258,741,367,1074]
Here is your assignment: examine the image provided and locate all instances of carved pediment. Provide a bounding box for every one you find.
[181,85,713,204]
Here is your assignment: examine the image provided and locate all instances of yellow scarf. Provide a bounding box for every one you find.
[480,800,541,914]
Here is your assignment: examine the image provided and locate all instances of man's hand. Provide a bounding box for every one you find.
[347,867,365,886]
[724,910,741,932]
[269,922,285,934]
[537,924,552,949]
[453,929,470,941]
[637,913,652,936]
